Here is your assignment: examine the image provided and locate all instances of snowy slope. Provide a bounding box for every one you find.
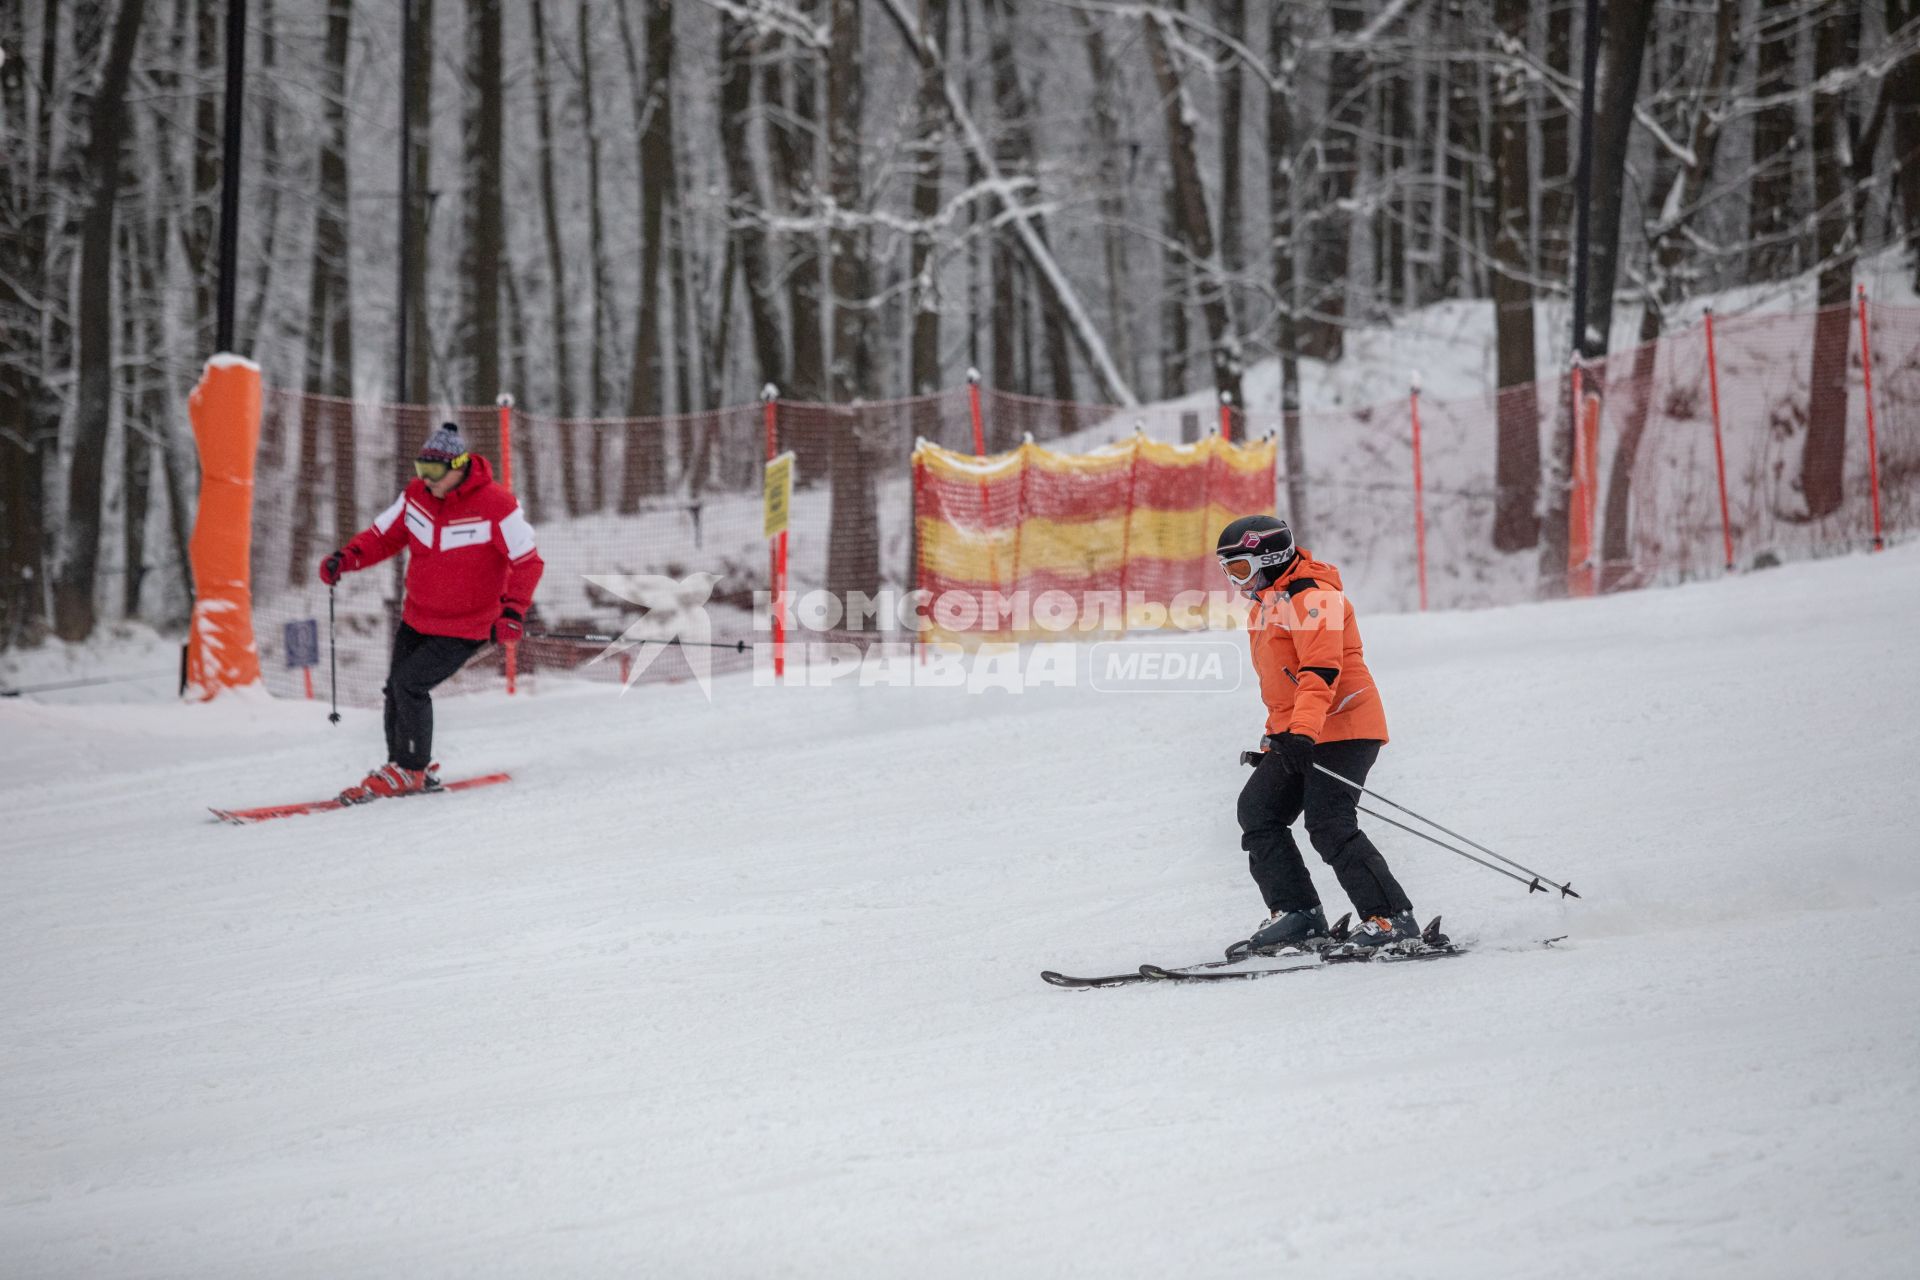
[4,548,1919,1277]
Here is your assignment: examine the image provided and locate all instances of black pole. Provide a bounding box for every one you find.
[327,584,341,724]
[1568,0,1601,362]
[397,0,414,402]
[215,0,247,353]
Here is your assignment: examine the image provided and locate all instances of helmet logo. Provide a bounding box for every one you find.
[1238,532,1264,548]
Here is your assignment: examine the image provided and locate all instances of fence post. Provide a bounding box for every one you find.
[1219,390,1234,443]
[1856,285,1886,552]
[1702,307,1735,572]
[497,391,518,695]
[967,367,986,457]
[763,383,786,677]
[1566,357,1598,598]
[1409,373,1428,611]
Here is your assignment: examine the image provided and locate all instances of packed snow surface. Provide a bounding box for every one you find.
[5,548,1919,1277]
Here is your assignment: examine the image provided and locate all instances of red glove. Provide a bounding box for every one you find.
[318,548,359,585]
[492,607,524,643]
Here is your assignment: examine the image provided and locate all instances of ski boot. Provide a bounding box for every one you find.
[339,763,430,805]
[1228,908,1351,960]
[1330,910,1424,957]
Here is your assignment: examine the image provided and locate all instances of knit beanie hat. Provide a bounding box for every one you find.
[418,423,470,464]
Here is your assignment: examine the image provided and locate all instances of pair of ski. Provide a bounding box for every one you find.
[209,771,512,825]
[1041,914,1463,989]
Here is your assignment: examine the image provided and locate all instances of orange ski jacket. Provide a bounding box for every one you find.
[1246,552,1389,744]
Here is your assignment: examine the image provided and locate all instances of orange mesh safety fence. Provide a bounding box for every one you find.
[913,434,1277,642]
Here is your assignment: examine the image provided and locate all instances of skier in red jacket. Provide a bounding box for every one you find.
[319,424,544,801]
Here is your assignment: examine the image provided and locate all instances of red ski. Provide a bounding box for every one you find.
[209,772,512,825]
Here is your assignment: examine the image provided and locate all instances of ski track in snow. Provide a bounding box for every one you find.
[4,549,1920,1277]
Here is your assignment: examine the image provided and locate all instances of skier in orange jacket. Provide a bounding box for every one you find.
[1217,514,1417,953]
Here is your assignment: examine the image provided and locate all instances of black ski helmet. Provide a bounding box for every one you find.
[1215,514,1297,594]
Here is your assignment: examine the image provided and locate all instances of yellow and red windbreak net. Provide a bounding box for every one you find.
[913,433,1278,642]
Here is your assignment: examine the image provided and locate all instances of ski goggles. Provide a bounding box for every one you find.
[413,452,470,481]
[1218,554,1262,584]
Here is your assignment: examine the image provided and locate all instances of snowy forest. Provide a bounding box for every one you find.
[3,0,1918,648]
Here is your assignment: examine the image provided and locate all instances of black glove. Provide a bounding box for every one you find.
[1261,732,1316,775]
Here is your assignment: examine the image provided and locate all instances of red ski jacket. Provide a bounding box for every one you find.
[1246,551,1389,744]
[342,455,544,641]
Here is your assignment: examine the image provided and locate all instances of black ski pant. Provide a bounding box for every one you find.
[383,623,483,771]
[1238,738,1413,921]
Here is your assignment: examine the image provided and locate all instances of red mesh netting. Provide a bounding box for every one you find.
[244,302,1916,705]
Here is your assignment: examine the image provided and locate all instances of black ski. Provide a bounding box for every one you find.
[1040,918,1349,990]
[1041,917,1562,989]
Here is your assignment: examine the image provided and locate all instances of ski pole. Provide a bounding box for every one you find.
[327,583,341,724]
[1310,763,1578,898]
[1238,751,1577,898]
[526,629,753,653]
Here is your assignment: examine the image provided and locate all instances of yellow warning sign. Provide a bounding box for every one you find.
[763,451,796,539]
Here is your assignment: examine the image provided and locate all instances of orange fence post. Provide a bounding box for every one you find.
[1702,307,1735,572]
[1857,285,1886,552]
[763,384,786,677]
[1566,359,1598,598]
[497,391,518,694]
[1219,390,1234,443]
[184,355,265,699]
[1409,374,1428,611]
[967,367,986,457]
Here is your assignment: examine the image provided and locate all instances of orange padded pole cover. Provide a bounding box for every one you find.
[184,356,264,699]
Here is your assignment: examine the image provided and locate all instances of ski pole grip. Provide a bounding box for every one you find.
[1239,750,1265,768]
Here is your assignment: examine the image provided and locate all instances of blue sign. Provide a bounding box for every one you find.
[285,619,320,669]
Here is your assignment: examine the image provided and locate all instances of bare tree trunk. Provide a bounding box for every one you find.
[1161,185,1190,401]
[766,17,825,403]
[1301,0,1365,362]
[185,0,218,353]
[1539,0,1657,591]
[240,0,280,350]
[1889,0,1920,294]
[1268,2,1308,539]
[121,216,152,619]
[1539,0,1574,281]
[825,0,880,602]
[1751,0,1801,280]
[982,0,1072,417]
[1079,11,1136,395]
[720,7,787,394]
[575,0,607,501]
[1598,0,1740,584]
[908,0,950,396]
[1216,0,1245,338]
[1491,0,1540,552]
[1142,13,1243,412]
[55,0,147,641]
[290,0,355,584]
[0,0,51,643]
[873,0,1135,405]
[619,0,674,509]
[461,0,503,404]
[529,0,581,518]
[530,0,572,421]
[1801,1,1862,520]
